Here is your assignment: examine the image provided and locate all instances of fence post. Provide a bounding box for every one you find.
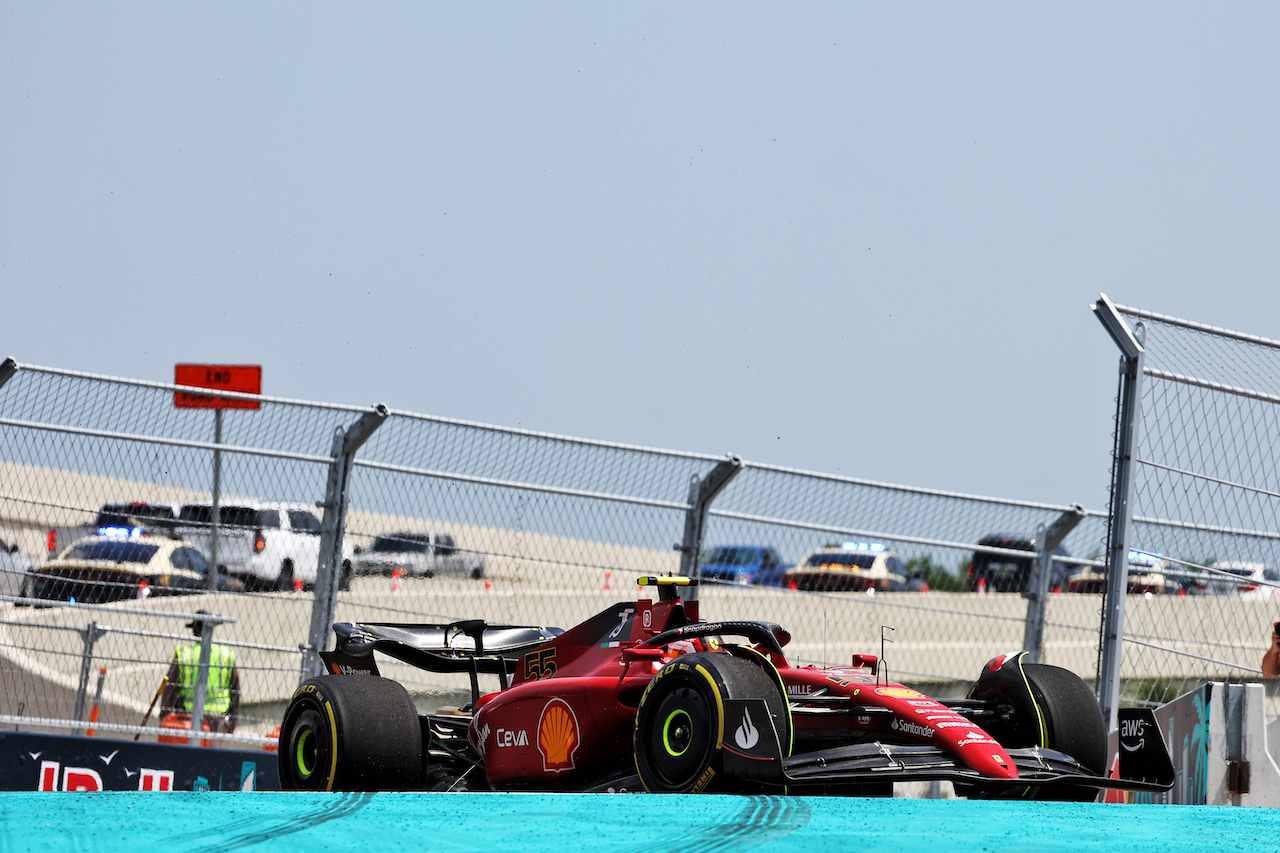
[72,621,107,735]
[187,617,216,746]
[205,408,223,591]
[304,404,388,680]
[0,358,17,390]
[676,454,743,601]
[1092,294,1146,731]
[1021,504,1085,663]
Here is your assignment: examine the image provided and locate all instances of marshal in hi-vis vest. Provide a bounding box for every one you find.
[175,643,235,715]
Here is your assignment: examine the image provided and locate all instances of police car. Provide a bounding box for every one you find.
[781,541,911,592]
[26,525,245,603]
[1065,550,1176,595]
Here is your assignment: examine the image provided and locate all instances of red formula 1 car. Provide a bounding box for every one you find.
[278,577,1173,798]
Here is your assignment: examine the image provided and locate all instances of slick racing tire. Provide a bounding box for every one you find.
[1018,664,1106,801]
[968,662,1106,802]
[633,652,787,794]
[278,676,422,792]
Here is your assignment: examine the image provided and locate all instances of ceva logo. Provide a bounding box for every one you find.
[496,728,529,748]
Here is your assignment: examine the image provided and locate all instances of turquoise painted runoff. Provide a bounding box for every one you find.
[7,793,1280,853]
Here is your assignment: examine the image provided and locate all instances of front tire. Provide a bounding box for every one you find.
[969,662,1106,801]
[278,676,423,792]
[1020,664,1106,800]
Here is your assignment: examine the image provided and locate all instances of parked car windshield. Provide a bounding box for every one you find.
[806,552,876,569]
[169,547,209,573]
[179,505,260,529]
[371,534,431,553]
[95,503,176,529]
[287,510,322,534]
[65,541,160,563]
[704,547,761,566]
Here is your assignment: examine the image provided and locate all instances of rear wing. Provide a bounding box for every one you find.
[321,620,563,704]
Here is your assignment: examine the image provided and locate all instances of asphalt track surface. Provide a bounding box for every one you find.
[8,793,1280,853]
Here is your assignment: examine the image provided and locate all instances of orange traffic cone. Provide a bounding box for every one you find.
[390,568,403,594]
[603,570,613,591]
[976,577,987,596]
[293,578,303,593]
[263,726,281,753]
[484,579,492,590]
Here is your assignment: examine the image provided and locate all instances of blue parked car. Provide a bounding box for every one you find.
[699,545,789,587]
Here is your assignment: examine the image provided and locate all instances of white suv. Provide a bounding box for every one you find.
[176,500,353,592]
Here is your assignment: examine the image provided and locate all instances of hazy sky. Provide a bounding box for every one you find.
[4,4,1278,510]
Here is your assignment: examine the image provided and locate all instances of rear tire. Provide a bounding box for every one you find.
[277,676,423,792]
[634,652,788,793]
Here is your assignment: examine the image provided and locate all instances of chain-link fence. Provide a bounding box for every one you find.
[1094,296,1280,720]
[0,358,1116,746]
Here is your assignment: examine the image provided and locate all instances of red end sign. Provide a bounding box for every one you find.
[174,364,262,410]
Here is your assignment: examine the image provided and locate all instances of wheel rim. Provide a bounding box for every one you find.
[643,684,714,789]
[295,728,315,777]
[662,709,693,757]
[286,707,327,788]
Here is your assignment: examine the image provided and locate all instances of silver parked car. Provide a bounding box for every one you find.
[352,531,485,579]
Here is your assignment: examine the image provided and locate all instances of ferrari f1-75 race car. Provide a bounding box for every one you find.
[278,577,1174,798]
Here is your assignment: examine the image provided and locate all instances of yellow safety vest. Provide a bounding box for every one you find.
[175,643,234,715]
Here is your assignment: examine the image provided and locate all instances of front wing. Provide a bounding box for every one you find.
[722,704,1175,794]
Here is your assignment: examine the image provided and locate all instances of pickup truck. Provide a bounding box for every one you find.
[174,500,354,592]
[46,502,181,560]
[350,530,486,579]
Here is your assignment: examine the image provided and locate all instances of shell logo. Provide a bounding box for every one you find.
[537,698,580,773]
[874,687,924,699]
